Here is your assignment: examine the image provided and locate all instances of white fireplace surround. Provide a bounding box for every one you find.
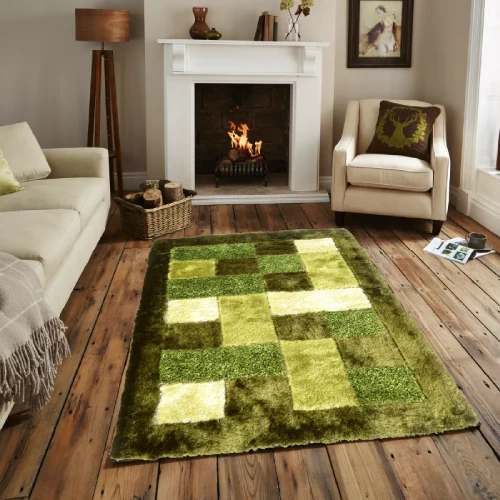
[158,39,330,204]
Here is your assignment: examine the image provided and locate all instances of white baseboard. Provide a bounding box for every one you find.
[449,185,458,208]
[468,195,500,236]
[319,176,332,193]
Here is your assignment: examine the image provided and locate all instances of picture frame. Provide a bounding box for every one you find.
[348,0,414,68]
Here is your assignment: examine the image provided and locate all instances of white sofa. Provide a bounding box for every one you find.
[332,99,450,235]
[0,146,110,427]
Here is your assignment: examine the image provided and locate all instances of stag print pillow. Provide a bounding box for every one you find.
[366,101,441,161]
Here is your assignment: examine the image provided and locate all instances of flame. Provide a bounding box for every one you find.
[228,121,263,158]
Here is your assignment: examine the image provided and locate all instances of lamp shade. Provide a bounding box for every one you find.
[75,9,130,43]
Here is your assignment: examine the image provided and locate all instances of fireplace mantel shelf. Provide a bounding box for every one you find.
[158,39,330,48]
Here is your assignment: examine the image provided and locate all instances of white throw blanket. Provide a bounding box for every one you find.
[0,253,70,411]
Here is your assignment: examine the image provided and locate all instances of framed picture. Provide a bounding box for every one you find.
[348,0,414,68]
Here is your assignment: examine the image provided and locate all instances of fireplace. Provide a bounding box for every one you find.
[159,39,330,204]
[195,83,291,188]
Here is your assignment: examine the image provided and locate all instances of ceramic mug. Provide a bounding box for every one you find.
[466,232,487,250]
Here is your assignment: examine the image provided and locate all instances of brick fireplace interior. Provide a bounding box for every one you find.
[195,83,291,191]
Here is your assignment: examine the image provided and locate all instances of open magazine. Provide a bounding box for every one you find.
[424,237,495,265]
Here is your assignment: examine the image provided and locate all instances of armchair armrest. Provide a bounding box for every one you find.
[43,148,109,181]
[430,106,450,221]
[332,101,359,211]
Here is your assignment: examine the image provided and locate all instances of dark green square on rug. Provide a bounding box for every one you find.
[111,229,478,462]
[216,258,259,276]
[264,272,314,292]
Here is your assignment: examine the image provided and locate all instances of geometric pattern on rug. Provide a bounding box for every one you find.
[111,229,478,461]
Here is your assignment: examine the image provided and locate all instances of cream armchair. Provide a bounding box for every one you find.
[332,99,450,235]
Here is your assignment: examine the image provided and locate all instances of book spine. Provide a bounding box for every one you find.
[268,15,275,42]
[263,12,269,41]
[254,15,265,41]
[273,19,278,41]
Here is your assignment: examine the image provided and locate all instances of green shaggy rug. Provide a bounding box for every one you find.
[111,229,478,461]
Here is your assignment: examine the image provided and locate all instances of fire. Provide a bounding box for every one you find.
[228,121,263,158]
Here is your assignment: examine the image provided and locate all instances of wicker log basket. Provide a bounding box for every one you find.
[114,186,196,240]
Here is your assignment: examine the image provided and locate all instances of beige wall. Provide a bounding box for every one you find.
[144,0,336,180]
[0,0,146,174]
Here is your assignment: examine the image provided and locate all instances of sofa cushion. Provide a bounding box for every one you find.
[0,149,23,196]
[0,210,81,281]
[0,177,108,227]
[347,154,433,193]
[0,123,51,182]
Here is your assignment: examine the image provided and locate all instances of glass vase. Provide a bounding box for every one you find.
[189,7,210,40]
[286,22,300,42]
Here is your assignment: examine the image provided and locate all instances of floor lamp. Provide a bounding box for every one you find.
[75,8,129,198]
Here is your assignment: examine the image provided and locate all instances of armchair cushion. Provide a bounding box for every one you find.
[347,154,433,193]
[366,101,441,161]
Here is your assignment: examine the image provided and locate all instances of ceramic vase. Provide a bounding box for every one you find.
[189,7,210,40]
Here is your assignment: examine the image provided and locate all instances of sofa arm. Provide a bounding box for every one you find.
[332,101,359,211]
[430,106,450,221]
[43,148,109,182]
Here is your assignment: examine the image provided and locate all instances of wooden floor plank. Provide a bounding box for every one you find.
[300,203,337,229]
[382,437,466,499]
[350,226,500,455]
[218,452,280,500]
[185,205,211,237]
[433,430,500,499]
[278,204,311,230]
[327,441,403,500]
[92,353,159,500]
[234,204,262,233]
[0,212,127,500]
[157,457,217,500]
[274,446,341,500]
[211,205,236,234]
[255,204,288,232]
[30,249,149,500]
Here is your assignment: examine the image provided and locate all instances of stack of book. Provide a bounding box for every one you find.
[254,12,279,41]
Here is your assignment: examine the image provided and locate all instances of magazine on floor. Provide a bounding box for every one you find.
[424,237,495,264]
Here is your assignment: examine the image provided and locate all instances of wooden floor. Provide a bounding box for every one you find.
[1,202,500,500]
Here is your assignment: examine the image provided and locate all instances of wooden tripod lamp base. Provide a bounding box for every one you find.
[76,8,130,199]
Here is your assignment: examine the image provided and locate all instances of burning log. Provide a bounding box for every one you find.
[143,188,163,209]
[228,149,239,162]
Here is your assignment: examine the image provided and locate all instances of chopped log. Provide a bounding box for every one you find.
[142,188,163,209]
[162,182,183,204]
[124,192,143,206]
[228,149,239,162]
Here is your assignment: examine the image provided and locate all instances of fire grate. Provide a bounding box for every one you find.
[215,159,268,188]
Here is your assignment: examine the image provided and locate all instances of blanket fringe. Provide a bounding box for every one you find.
[0,317,70,411]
